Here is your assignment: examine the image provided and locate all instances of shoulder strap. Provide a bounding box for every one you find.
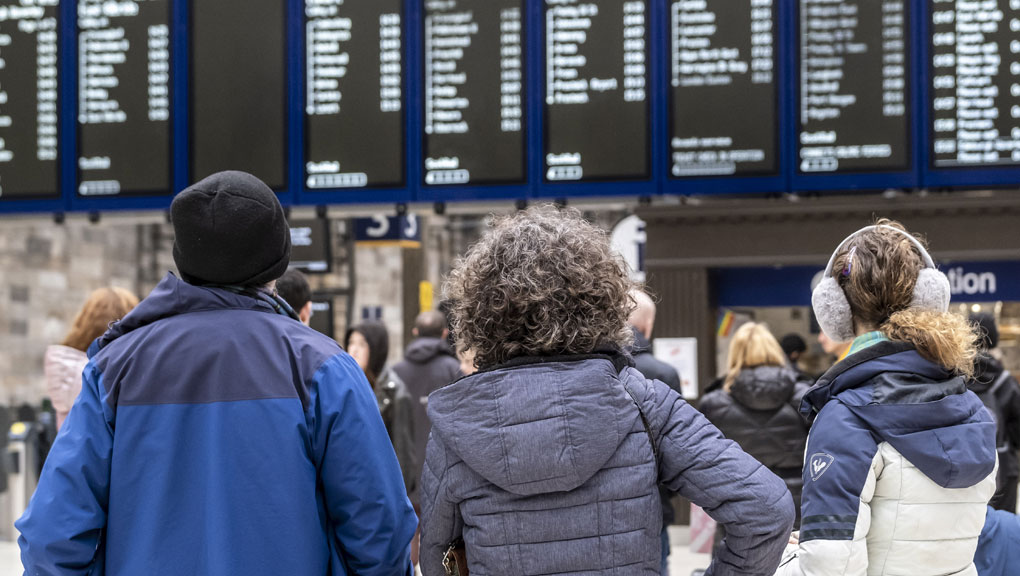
[619,368,660,466]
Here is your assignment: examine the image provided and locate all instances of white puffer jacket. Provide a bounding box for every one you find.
[776,341,998,576]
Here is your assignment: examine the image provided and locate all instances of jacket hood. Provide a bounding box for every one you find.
[970,354,1005,394]
[91,273,278,357]
[804,341,997,489]
[729,365,796,411]
[428,355,638,496]
[404,337,456,364]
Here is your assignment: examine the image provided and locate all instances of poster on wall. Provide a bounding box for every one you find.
[652,337,699,400]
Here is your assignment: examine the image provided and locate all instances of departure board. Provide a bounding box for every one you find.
[670,0,778,178]
[544,0,649,182]
[78,0,170,197]
[798,0,910,174]
[930,1,1020,168]
[0,0,59,199]
[191,0,286,189]
[305,0,404,190]
[422,0,525,186]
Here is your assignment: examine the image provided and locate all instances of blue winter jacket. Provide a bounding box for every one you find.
[975,506,1020,576]
[17,273,417,576]
[420,354,794,576]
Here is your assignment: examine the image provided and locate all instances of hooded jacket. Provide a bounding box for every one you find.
[699,366,810,522]
[777,341,998,576]
[43,344,89,430]
[390,337,461,505]
[17,273,417,576]
[968,353,1020,509]
[420,354,794,576]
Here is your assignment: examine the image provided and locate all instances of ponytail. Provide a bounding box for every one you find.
[881,308,977,377]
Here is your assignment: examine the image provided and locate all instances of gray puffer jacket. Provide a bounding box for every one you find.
[420,354,795,576]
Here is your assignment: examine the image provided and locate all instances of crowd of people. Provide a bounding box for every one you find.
[11,170,1019,576]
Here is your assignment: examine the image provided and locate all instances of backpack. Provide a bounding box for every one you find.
[978,370,1013,453]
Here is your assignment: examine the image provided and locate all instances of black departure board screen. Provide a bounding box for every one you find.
[544,0,649,182]
[930,1,1020,168]
[670,0,778,178]
[0,1,59,199]
[78,0,170,197]
[191,0,286,189]
[305,0,404,190]
[798,0,910,174]
[422,0,525,186]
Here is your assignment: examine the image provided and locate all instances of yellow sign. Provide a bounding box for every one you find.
[10,422,26,436]
[420,281,434,314]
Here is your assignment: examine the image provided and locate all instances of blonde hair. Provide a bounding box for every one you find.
[830,219,977,376]
[62,287,140,352]
[724,322,787,391]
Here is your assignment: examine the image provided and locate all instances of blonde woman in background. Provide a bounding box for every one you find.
[44,287,138,430]
[700,323,811,535]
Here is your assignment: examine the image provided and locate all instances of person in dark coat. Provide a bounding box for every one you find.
[700,322,810,531]
[627,289,682,575]
[390,310,462,507]
[345,322,418,503]
[17,171,415,576]
[628,289,683,395]
[968,312,1020,512]
[420,207,794,576]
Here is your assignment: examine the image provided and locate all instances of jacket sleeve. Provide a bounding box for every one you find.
[774,401,879,576]
[419,432,462,576]
[17,362,112,576]
[312,354,417,576]
[626,373,795,576]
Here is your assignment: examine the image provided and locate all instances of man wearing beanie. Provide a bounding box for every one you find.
[17,171,417,576]
[968,312,1020,512]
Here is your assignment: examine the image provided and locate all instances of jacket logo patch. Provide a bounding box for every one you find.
[809,453,835,481]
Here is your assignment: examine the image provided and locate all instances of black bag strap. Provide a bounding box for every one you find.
[619,367,660,467]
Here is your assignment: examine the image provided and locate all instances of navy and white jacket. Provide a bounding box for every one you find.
[17,273,417,576]
[777,341,998,576]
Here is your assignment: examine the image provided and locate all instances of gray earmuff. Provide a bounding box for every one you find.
[811,225,951,343]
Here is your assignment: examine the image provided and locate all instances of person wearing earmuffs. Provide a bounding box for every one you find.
[776,220,998,576]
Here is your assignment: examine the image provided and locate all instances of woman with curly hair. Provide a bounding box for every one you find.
[777,221,998,576]
[420,207,794,576]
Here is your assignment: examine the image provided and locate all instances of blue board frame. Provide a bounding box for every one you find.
[415,0,534,204]
[532,0,662,200]
[0,0,70,214]
[918,0,1020,189]
[787,0,922,193]
[661,0,791,197]
[293,0,415,207]
[70,0,298,213]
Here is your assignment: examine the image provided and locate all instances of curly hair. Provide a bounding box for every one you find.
[445,206,636,369]
[831,219,977,376]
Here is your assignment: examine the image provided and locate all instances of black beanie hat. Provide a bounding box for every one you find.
[171,171,291,286]
[970,312,1000,351]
